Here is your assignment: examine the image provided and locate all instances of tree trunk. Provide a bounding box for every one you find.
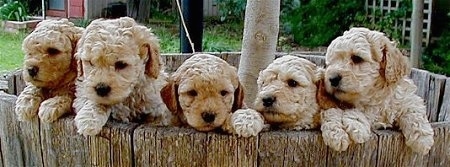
[238,0,280,108]
[410,0,424,68]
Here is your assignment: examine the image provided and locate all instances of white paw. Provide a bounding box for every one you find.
[74,108,109,136]
[15,95,42,121]
[322,127,350,152]
[38,98,70,123]
[406,134,434,155]
[347,127,372,144]
[231,109,264,137]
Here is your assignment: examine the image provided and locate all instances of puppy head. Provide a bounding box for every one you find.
[22,19,83,88]
[254,55,321,125]
[161,54,243,131]
[76,17,161,105]
[324,27,410,103]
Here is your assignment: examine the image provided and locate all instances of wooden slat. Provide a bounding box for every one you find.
[5,72,16,95]
[0,91,43,167]
[375,129,429,166]
[438,79,450,121]
[327,134,378,166]
[426,74,447,122]
[206,133,257,167]
[14,71,26,96]
[410,68,430,100]
[40,116,90,166]
[0,80,7,93]
[133,125,157,167]
[427,122,450,166]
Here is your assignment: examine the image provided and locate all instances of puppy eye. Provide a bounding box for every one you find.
[115,61,128,70]
[220,90,229,96]
[351,55,364,64]
[187,90,197,97]
[47,47,61,56]
[287,79,298,87]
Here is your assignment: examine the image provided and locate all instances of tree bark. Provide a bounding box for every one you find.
[238,0,280,107]
[410,0,424,68]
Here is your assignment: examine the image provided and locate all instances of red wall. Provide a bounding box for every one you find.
[69,0,84,18]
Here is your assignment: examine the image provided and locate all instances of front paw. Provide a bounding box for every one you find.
[231,109,264,137]
[322,127,351,152]
[74,108,109,136]
[38,98,71,123]
[15,95,43,121]
[406,134,434,155]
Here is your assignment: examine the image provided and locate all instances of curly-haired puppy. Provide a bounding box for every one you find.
[322,27,434,154]
[15,19,84,122]
[73,17,170,136]
[161,54,264,137]
[254,55,322,130]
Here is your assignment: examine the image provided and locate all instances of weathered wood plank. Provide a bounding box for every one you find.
[89,120,138,167]
[14,71,26,96]
[297,54,327,67]
[438,79,450,121]
[326,134,378,166]
[427,122,450,166]
[5,72,16,95]
[133,125,157,167]
[206,133,257,167]
[0,138,3,167]
[258,131,288,166]
[426,74,447,122]
[410,68,430,100]
[154,127,207,167]
[0,80,7,93]
[40,115,90,167]
[0,91,43,167]
[375,129,429,167]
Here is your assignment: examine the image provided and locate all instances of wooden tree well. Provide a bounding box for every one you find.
[1,53,449,167]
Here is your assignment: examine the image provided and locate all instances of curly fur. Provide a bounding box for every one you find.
[321,27,434,154]
[161,54,264,137]
[254,55,322,130]
[73,17,171,136]
[15,19,84,122]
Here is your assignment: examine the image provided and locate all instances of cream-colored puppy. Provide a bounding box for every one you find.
[254,55,322,130]
[322,27,434,154]
[161,54,264,137]
[73,17,170,136]
[16,19,83,122]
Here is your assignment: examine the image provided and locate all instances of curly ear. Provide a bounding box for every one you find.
[232,82,245,112]
[161,81,180,115]
[378,38,410,85]
[140,43,161,78]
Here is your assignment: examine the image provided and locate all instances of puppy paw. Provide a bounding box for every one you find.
[342,109,372,144]
[406,134,434,155]
[38,97,71,123]
[15,95,43,121]
[74,108,109,136]
[231,109,264,137]
[322,127,350,152]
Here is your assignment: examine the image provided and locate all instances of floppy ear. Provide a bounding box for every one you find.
[378,38,410,85]
[232,82,245,112]
[160,81,180,115]
[140,43,161,78]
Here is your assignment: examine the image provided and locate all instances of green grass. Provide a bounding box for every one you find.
[0,30,27,74]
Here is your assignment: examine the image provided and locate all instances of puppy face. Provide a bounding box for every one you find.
[22,19,82,88]
[254,55,320,124]
[324,27,409,104]
[76,17,161,105]
[161,54,243,131]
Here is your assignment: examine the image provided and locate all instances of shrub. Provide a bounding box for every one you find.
[216,0,246,22]
[422,17,450,76]
[0,1,28,21]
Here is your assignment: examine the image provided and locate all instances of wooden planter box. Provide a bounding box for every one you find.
[1,19,41,33]
[1,53,449,166]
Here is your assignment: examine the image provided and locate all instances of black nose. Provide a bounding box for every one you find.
[329,75,342,87]
[95,83,111,97]
[27,66,39,77]
[201,112,216,123]
[262,96,276,107]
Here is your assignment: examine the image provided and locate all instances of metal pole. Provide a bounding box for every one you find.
[410,0,424,68]
[42,0,46,19]
[180,0,203,53]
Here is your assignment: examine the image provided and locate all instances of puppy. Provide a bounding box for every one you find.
[161,54,264,137]
[73,17,170,136]
[15,19,84,122]
[254,55,322,130]
[322,27,434,154]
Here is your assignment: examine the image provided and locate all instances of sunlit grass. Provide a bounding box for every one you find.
[0,30,27,74]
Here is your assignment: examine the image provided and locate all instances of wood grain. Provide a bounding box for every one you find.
[438,79,450,121]
[426,74,447,122]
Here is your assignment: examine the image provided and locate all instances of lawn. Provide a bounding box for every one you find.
[0,31,27,74]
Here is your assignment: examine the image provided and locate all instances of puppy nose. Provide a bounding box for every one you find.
[95,83,111,97]
[201,112,216,123]
[329,75,342,87]
[27,66,39,77]
[262,96,276,107]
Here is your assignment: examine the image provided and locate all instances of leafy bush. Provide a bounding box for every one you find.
[0,1,28,21]
[216,0,246,22]
[282,0,364,47]
[422,15,450,76]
